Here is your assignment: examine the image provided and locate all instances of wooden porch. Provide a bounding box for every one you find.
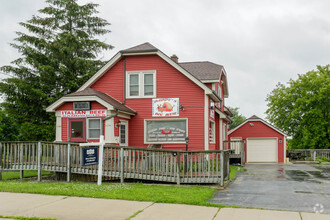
[0,142,230,185]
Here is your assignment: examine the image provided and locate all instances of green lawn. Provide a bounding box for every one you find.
[1,170,53,180]
[0,166,242,207]
[230,165,242,180]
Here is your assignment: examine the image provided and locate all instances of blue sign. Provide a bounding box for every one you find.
[82,147,99,166]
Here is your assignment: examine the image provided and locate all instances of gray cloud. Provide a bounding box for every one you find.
[1,0,329,119]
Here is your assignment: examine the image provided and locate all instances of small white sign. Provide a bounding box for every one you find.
[152,98,179,117]
[210,100,215,119]
[61,110,107,118]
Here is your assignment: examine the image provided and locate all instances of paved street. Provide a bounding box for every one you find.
[210,164,330,214]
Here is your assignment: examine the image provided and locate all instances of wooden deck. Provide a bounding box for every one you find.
[0,142,230,185]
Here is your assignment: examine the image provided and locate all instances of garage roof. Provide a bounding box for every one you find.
[228,115,286,136]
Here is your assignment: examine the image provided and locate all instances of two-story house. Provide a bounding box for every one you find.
[46,43,232,151]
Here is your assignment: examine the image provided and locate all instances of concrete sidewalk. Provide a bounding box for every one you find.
[0,192,329,220]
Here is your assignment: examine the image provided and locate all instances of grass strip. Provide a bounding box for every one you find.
[0,181,226,207]
[0,215,55,220]
[229,165,242,180]
[1,171,53,180]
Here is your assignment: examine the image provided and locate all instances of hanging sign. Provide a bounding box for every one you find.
[152,98,179,117]
[82,147,99,166]
[61,110,107,118]
[146,120,187,143]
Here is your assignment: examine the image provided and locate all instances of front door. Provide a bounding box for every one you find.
[69,118,86,142]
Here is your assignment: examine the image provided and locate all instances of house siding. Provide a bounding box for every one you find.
[91,55,205,150]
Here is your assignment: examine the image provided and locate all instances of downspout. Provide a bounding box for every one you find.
[102,109,119,122]
[123,57,126,105]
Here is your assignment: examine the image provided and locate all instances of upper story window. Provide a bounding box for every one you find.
[127,70,156,98]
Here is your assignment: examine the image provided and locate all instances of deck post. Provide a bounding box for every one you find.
[226,152,230,180]
[220,151,224,186]
[97,136,105,186]
[176,152,180,185]
[37,142,42,182]
[120,147,124,183]
[67,144,71,182]
[20,143,24,179]
[0,143,2,181]
[241,141,245,166]
[312,150,316,161]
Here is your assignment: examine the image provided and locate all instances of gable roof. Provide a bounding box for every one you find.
[120,42,158,53]
[179,61,229,97]
[77,42,225,101]
[228,115,286,136]
[46,88,136,115]
[179,61,223,81]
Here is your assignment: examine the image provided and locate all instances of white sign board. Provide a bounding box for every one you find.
[152,98,179,117]
[210,100,215,119]
[61,110,107,118]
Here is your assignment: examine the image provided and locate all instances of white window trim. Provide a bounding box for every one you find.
[209,120,216,144]
[87,118,102,139]
[126,70,156,99]
[144,118,188,144]
[119,120,128,146]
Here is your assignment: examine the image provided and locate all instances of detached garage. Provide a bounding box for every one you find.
[228,115,286,163]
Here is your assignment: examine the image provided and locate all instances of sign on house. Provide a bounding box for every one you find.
[152,98,179,117]
[145,119,187,143]
[82,147,99,166]
[61,110,107,118]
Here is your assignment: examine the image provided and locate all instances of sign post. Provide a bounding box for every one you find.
[80,135,105,186]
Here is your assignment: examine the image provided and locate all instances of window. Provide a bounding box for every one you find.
[218,85,222,98]
[127,71,156,98]
[119,121,128,146]
[87,118,101,139]
[209,120,215,144]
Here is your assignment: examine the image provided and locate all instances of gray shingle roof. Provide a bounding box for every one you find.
[179,61,223,81]
[121,42,158,53]
[65,88,136,114]
[248,115,261,120]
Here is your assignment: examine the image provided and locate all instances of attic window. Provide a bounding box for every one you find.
[127,70,156,98]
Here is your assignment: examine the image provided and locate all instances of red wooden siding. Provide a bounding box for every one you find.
[91,55,205,150]
[229,121,285,163]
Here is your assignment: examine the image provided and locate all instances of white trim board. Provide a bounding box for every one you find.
[46,96,114,112]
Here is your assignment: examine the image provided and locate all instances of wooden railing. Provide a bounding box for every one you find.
[223,140,245,166]
[0,142,231,185]
[287,149,330,161]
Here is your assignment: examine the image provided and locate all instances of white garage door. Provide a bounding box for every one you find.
[247,138,278,163]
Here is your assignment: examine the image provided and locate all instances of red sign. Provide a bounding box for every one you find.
[162,130,172,134]
[61,110,107,118]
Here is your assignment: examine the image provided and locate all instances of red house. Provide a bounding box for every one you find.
[228,115,286,163]
[46,43,232,151]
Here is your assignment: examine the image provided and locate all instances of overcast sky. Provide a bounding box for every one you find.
[1,0,329,119]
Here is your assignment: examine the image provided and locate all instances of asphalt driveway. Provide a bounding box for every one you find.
[210,164,330,214]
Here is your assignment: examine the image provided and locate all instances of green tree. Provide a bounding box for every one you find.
[0,108,18,141]
[0,0,112,141]
[228,107,246,129]
[266,65,330,149]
